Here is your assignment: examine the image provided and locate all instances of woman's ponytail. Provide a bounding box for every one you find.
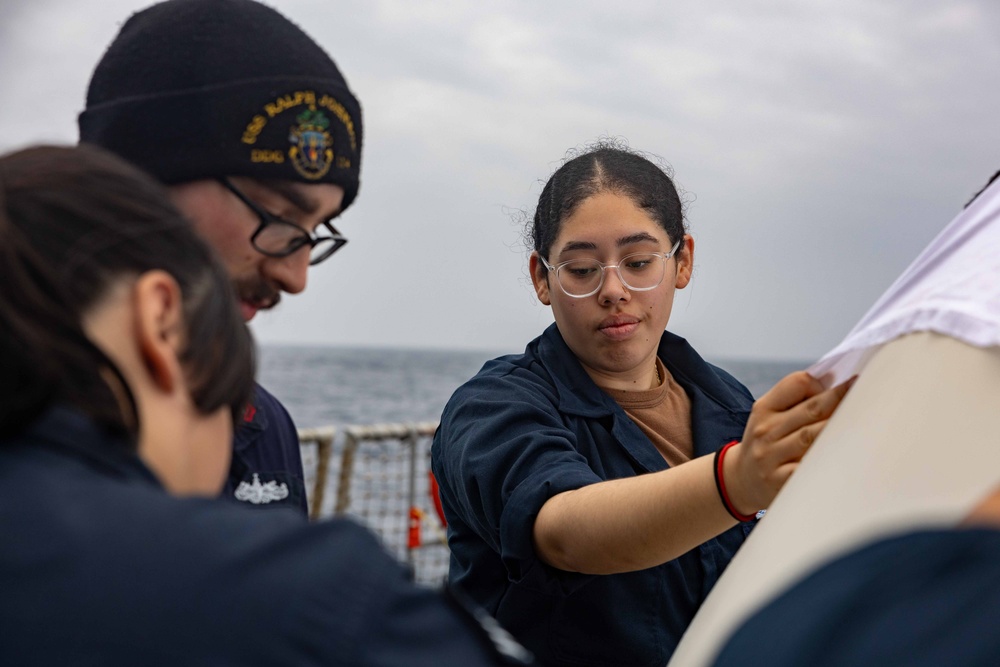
[0,167,127,439]
[0,144,253,444]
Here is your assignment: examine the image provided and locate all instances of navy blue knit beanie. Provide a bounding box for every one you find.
[79,0,363,211]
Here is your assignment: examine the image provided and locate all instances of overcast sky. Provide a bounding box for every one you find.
[1,0,997,361]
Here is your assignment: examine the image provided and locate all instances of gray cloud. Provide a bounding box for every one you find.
[2,0,996,361]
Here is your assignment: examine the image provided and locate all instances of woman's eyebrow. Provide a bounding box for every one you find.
[559,232,661,255]
[560,240,598,253]
[618,232,659,246]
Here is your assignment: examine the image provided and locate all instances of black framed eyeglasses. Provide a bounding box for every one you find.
[217,177,348,265]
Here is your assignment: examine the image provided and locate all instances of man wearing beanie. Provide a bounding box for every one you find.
[64,3,540,663]
[80,0,362,515]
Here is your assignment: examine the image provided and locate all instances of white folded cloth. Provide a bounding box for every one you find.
[810,177,1000,386]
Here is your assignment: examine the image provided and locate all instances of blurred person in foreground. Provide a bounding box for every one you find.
[79,0,363,514]
[713,492,1000,667]
[0,144,532,666]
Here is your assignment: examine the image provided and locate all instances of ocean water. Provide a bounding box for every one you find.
[258,344,810,585]
[258,344,810,430]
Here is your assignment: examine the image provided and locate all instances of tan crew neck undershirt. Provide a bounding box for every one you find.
[598,357,694,468]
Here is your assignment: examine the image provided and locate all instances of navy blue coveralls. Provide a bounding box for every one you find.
[0,407,533,666]
[714,528,1000,667]
[222,383,308,515]
[432,324,756,667]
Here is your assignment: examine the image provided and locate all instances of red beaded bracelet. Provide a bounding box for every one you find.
[713,440,757,522]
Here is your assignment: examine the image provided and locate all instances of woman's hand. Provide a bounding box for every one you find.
[723,372,854,516]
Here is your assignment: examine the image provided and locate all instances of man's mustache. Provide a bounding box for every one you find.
[234,277,281,310]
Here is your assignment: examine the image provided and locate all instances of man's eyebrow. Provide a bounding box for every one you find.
[259,181,317,214]
[260,181,342,219]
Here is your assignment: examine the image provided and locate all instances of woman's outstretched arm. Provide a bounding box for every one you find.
[533,372,853,575]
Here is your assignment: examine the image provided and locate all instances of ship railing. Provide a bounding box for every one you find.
[298,423,449,588]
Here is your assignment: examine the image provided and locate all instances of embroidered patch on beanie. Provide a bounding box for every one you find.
[241,91,358,182]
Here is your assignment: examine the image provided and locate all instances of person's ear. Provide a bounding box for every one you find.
[529,251,552,306]
[132,270,185,394]
[673,234,694,289]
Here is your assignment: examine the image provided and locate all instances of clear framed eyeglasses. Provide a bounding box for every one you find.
[218,178,348,265]
[541,240,681,298]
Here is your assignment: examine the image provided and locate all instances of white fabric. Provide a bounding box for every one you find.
[668,333,1000,667]
[809,178,1000,386]
[669,174,1000,667]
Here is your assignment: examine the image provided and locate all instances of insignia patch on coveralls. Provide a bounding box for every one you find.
[234,473,290,504]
